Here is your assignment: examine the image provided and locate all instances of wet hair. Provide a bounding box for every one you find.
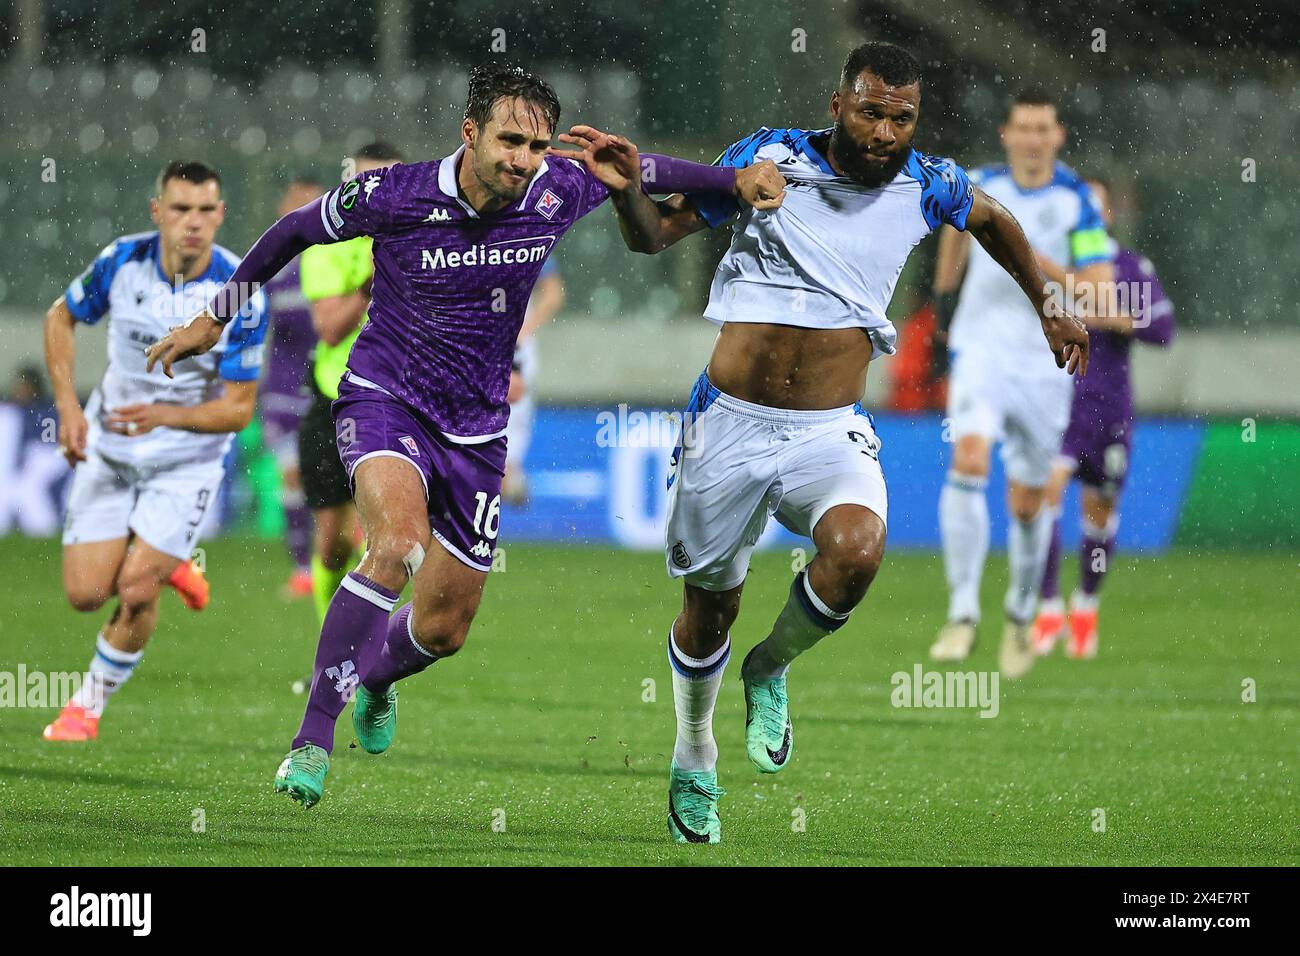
[840,41,922,90]
[464,63,561,135]
[155,160,220,197]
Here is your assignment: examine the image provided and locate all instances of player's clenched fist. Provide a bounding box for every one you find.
[735,159,786,210]
[144,309,225,378]
[1041,310,1090,376]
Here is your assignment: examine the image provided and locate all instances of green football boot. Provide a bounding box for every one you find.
[668,761,725,844]
[273,744,330,809]
[352,683,398,754]
[742,647,794,774]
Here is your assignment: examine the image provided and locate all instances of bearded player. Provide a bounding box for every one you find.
[596,42,1089,842]
[144,63,786,808]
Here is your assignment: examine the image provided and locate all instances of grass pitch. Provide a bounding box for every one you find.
[0,536,1294,865]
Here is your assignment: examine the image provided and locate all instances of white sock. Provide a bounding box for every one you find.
[744,571,849,680]
[668,626,730,772]
[940,471,989,622]
[1005,506,1055,624]
[71,633,142,717]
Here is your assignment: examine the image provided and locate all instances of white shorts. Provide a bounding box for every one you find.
[946,350,1073,487]
[62,448,225,561]
[664,372,888,592]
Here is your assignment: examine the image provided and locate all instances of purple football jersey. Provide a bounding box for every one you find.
[318,146,609,440]
[261,260,315,422]
[1069,244,1174,429]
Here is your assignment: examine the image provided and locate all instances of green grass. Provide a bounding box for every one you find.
[0,536,1295,866]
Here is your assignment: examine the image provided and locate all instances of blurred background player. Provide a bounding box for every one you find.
[1032,176,1175,658]
[929,89,1113,679]
[260,176,326,598]
[297,143,403,624]
[41,160,266,741]
[503,256,565,504]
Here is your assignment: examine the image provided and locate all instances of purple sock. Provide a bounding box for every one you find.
[1040,510,1063,601]
[1079,530,1113,597]
[284,500,312,570]
[292,572,399,752]
[361,602,438,695]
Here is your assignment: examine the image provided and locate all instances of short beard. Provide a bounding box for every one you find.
[830,119,911,187]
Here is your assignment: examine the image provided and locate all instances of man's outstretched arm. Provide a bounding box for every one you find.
[145,200,336,376]
[551,125,785,254]
[964,188,1091,375]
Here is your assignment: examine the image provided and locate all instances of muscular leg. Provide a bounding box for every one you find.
[361,543,488,694]
[745,504,885,680]
[291,457,426,753]
[64,537,179,717]
[939,433,992,623]
[668,580,743,772]
[63,539,128,613]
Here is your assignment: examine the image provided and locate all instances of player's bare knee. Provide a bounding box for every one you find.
[817,529,884,607]
[952,436,990,477]
[409,612,471,658]
[364,529,428,582]
[65,583,110,613]
[116,573,162,612]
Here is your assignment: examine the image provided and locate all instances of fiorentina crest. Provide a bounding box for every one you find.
[535,189,563,219]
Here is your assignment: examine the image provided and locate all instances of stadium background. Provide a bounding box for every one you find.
[1,0,1297,553]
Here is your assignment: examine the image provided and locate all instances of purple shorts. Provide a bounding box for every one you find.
[333,380,506,571]
[1058,412,1132,500]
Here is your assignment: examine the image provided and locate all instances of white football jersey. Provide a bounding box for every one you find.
[689,127,975,358]
[949,162,1109,374]
[64,231,267,467]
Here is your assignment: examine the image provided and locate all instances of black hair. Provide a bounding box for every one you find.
[840,41,922,90]
[155,160,220,197]
[464,63,561,135]
[1007,87,1059,119]
[353,141,405,163]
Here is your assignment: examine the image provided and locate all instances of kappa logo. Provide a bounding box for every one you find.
[399,435,420,456]
[364,178,381,201]
[425,208,450,222]
[535,189,563,220]
[325,659,358,699]
[470,540,492,559]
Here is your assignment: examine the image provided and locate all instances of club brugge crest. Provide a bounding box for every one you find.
[535,189,563,220]
[399,435,420,457]
[671,541,691,570]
